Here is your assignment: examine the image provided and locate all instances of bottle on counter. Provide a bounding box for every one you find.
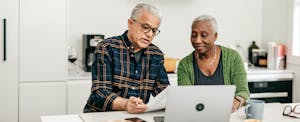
[267,42,286,70]
[248,41,259,64]
[276,44,286,70]
[267,42,277,70]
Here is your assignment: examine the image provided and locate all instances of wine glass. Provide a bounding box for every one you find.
[68,46,78,76]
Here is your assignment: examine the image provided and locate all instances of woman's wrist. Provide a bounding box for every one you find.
[235,96,245,107]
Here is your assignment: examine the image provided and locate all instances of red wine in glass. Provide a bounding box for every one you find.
[68,46,78,75]
[68,58,77,63]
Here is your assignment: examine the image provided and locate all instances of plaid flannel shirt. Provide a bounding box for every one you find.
[84,31,170,112]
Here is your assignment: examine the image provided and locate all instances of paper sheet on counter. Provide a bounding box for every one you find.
[145,86,169,112]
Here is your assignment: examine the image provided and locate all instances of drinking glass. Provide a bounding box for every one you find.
[68,46,78,76]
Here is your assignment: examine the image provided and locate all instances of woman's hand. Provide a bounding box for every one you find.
[232,98,241,113]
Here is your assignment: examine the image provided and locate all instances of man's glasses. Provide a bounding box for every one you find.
[282,104,300,118]
[132,19,160,36]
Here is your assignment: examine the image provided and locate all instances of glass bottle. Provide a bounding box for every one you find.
[248,41,259,64]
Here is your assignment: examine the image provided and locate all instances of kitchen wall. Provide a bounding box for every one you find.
[69,0,262,60]
[287,64,300,102]
[262,0,300,102]
[262,0,290,45]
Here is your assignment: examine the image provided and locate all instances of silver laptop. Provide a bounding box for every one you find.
[164,85,236,122]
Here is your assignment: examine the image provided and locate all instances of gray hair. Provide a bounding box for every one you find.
[130,3,162,21]
[192,15,218,33]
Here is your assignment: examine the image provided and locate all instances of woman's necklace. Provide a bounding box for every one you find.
[209,46,216,65]
[197,46,216,65]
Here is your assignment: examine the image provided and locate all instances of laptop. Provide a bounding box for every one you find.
[163,85,236,122]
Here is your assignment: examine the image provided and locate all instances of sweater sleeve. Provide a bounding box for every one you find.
[177,54,194,85]
[231,51,250,100]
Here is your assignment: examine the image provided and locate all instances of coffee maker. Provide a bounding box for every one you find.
[82,34,104,72]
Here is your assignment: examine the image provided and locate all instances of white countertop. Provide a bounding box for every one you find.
[68,71,177,80]
[246,67,293,81]
[41,103,300,122]
[68,67,294,81]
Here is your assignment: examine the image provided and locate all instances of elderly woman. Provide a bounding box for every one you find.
[177,15,250,112]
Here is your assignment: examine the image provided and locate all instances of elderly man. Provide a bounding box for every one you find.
[84,3,169,114]
[177,15,250,112]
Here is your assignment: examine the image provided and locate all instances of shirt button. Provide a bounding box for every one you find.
[135,70,138,74]
[131,87,136,90]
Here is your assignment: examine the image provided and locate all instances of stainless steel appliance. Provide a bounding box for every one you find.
[249,80,292,103]
[82,34,104,72]
[247,69,293,103]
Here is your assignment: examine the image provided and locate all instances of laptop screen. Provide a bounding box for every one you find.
[164,85,236,122]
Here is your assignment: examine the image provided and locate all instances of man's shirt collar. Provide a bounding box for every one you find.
[122,31,135,52]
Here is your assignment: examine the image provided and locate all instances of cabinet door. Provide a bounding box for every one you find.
[19,82,67,122]
[19,0,67,82]
[0,0,19,122]
[67,80,92,114]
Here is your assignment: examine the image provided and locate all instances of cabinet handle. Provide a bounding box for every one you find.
[3,18,6,61]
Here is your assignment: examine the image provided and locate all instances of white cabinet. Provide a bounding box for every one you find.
[1,0,68,121]
[18,0,68,122]
[0,0,19,122]
[19,0,67,82]
[67,80,91,114]
[19,82,67,122]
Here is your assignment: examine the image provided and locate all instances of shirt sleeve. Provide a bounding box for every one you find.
[152,57,170,96]
[85,42,118,112]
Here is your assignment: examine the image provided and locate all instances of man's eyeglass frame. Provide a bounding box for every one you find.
[132,19,160,36]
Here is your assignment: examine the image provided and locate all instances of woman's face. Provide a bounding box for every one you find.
[191,21,217,55]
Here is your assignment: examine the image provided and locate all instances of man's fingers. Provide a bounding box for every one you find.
[135,104,147,109]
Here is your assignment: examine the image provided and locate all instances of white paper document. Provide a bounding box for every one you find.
[145,86,169,112]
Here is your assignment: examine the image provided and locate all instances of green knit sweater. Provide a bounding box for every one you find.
[177,46,250,100]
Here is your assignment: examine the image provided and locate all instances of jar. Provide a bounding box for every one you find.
[248,41,259,64]
[252,49,267,67]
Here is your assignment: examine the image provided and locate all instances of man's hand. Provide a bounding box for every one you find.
[126,96,147,114]
[112,96,147,114]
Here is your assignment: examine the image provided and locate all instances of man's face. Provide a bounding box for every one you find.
[128,11,160,52]
[190,21,217,55]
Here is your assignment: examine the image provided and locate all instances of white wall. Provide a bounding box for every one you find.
[69,0,262,60]
[262,0,300,102]
[262,0,289,45]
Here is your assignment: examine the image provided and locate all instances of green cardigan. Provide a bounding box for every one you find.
[177,46,250,100]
